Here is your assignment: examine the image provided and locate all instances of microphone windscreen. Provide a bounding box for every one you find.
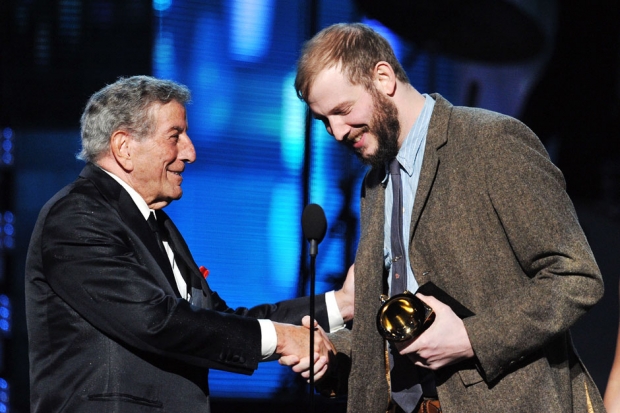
[302,203,327,243]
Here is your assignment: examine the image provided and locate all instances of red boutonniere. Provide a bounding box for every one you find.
[199,266,210,279]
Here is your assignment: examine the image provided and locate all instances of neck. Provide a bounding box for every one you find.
[395,84,426,148]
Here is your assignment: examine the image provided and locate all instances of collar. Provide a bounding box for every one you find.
[98,166,153,220]
[382,94,436,182]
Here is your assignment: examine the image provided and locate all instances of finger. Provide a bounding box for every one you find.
[414,360,437,370]
[413,356,428,366]
[313,354,328,373]
[291,360,309,373]
[315,344,333,360]
[405,351,425,366]
[302,315,319,329]
[414,293,444,310]
[313,362,329,381]
[291,353,318,373]
[304,360,329,381]
[301,355,329,380]
[279,355,300,366]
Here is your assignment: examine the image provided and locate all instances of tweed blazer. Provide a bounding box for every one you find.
[339,94,605,413]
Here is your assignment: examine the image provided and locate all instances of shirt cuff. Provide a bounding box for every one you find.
[326,290,345,332]
[258,319,277,359]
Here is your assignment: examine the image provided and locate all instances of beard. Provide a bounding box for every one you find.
[354,88,401,169]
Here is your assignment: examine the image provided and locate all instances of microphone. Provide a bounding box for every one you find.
[302,203,327,257]
[301,203,327,409]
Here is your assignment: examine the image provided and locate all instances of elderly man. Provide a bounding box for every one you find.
[25,75,353,412]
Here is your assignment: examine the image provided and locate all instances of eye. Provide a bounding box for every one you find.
[336,107,351,116]
[332,103,353,117]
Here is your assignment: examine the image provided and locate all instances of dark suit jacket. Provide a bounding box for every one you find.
[338,95,605,412]
[25,163,329,412]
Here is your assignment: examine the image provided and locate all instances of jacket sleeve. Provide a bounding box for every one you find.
[462,116,604,381]
[41,191,264,374]
[209,291,331,332]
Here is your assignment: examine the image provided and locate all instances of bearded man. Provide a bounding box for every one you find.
[295,23,605,413]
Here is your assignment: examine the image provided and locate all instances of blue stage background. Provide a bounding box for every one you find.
[152,0,457,399]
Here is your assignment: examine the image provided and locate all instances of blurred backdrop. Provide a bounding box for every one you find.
[1,0,619,412]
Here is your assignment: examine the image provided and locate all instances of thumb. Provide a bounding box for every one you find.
[301,315,318,329]
[415,293,440,308]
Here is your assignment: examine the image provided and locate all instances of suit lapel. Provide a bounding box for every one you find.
[349,166,391,413]
[409,94,450,240]
[124,198,181,298]
[80,163,181,297]
[157,210,214,308]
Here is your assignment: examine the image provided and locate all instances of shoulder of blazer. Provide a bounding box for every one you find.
[77,162,152,227]
[427,93,454,151]
[77,163,125,207]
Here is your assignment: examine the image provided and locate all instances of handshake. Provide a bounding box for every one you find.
[274,315,335,381]
[275,264,354,382]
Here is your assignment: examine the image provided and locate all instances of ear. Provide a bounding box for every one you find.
[110,130,134,172]
[373,61,397,96]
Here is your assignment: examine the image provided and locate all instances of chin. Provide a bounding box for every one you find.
[167,191,182,201]
[360,150,378,161]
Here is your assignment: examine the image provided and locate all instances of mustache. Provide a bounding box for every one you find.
[347,126,370,143]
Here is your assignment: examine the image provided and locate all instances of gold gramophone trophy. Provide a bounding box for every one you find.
[376,291,435,342]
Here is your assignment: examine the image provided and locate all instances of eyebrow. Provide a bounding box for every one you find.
[169,126,185,133]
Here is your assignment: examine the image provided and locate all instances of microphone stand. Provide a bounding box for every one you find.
[301,203,326,413]
[308,239,318,412]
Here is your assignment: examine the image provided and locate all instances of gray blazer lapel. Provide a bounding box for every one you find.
[359,167,387,295]
[410,94,450,240]
[348,168,391,413]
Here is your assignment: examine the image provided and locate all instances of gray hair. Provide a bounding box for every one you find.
[78,75,191,162]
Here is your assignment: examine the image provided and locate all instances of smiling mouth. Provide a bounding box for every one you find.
[349,127,369,146]
[348,132,366,150]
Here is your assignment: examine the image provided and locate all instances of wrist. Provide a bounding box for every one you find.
[273,322,287,354]
[334,289,354,322]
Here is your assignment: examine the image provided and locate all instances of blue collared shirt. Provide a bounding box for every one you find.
[384,94,435,295]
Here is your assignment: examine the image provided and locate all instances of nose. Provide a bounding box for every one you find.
[180,133,196,163]
[328,117,350,142]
